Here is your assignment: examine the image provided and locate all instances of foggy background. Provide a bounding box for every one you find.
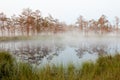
[0,0,119,24]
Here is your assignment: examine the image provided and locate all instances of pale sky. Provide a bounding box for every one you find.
[0,0,120,24]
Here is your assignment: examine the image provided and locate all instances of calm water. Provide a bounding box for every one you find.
[0,36,120,66]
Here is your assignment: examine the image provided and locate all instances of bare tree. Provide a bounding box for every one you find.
[22,8,35,36]
[115,16,119,33]
[6,18,11,36]
[76,16,84,31]
[98,15,108,34]
[33,10,42,35]
[18,15,25,36]
[0,12,7,36]
[10,14,18,36]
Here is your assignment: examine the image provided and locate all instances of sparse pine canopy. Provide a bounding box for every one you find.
[0,8,120,37]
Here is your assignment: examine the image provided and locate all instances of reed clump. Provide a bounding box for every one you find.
[0,52,120,80]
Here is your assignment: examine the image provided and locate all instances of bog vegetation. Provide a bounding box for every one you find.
[0,51,120,80]
[0,8,120,37]
[0,8,120,80]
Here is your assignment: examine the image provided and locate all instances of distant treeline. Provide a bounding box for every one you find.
[0,8,119,36]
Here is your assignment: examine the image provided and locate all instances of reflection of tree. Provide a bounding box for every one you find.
[11,43,65,65]
[75,44,108,58]
[46,43,65,62]
[92,45,108,55]
[1,40,120,65]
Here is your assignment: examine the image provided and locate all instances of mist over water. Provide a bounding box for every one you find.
[0,32,120,66]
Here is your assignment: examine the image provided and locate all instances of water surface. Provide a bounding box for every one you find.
[0,35,120,66]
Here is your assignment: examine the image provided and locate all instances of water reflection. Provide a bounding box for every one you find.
[76,39,120,58]
[76,44,108,58]
[0,41,65,65]
[0,38,120,65]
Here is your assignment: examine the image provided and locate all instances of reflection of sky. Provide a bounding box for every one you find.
[46,46,98,66]
[0,0,120,24]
